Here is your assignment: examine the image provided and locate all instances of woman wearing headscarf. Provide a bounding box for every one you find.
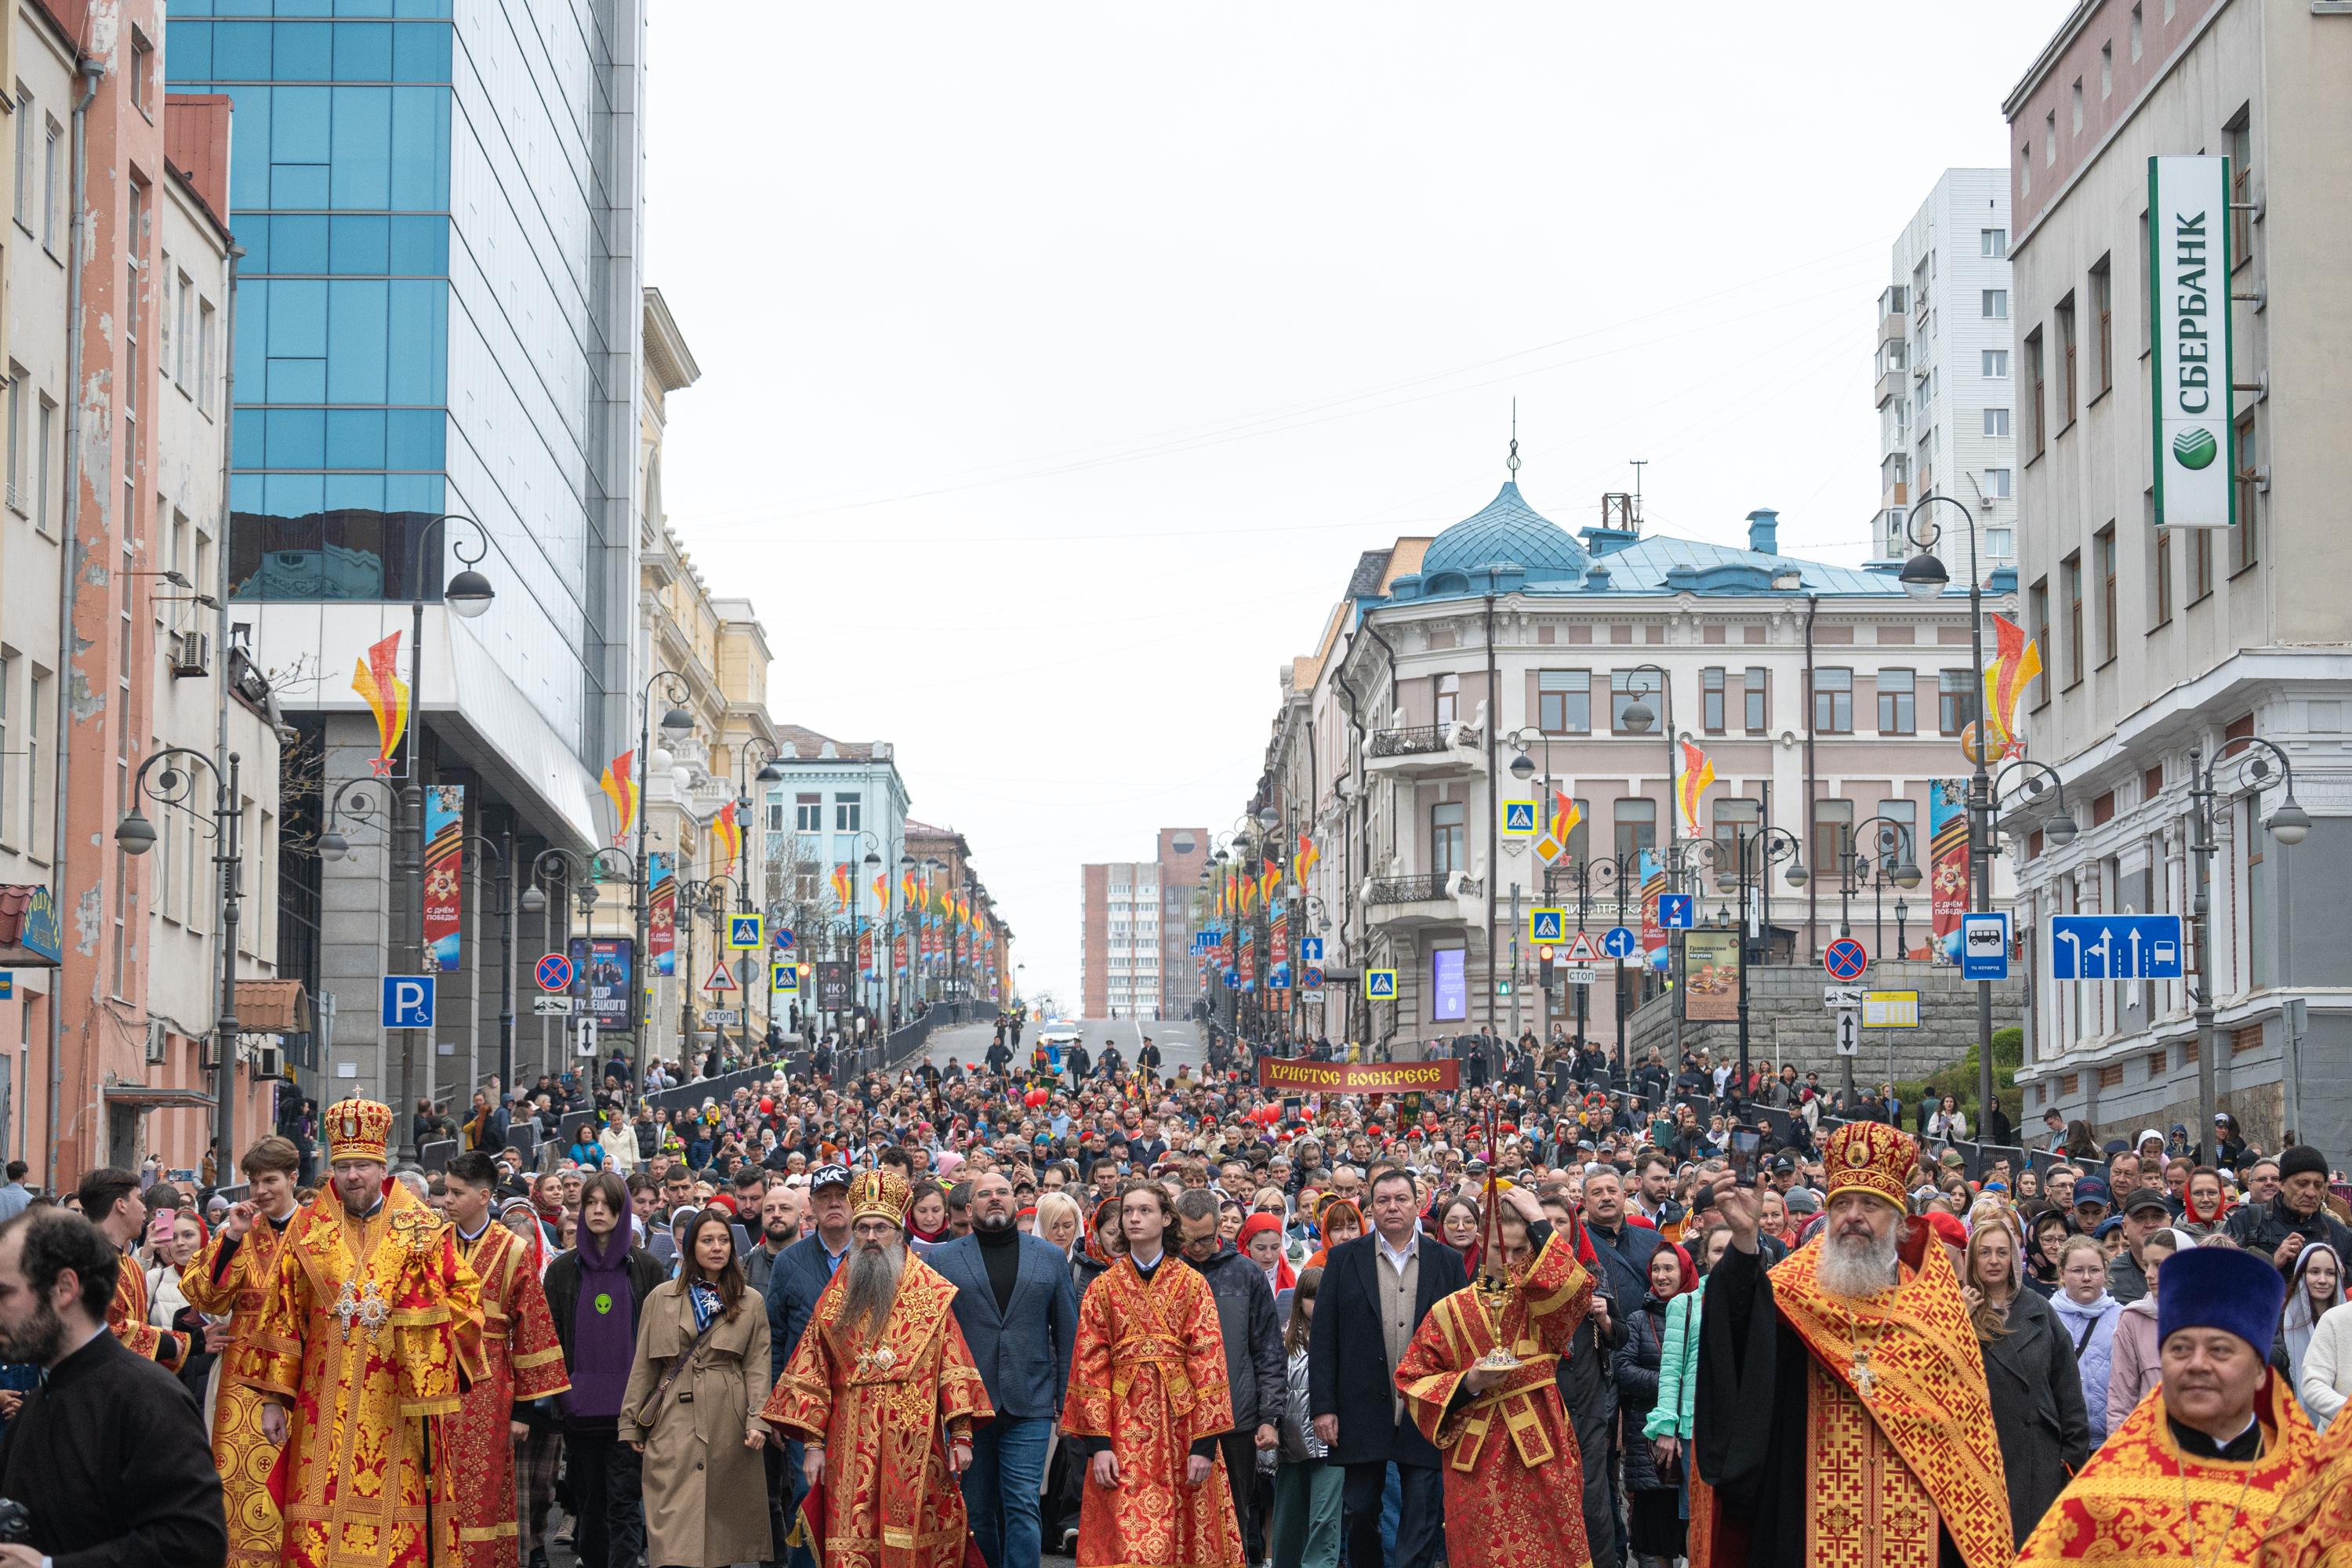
[1301,1199,1359,1271]
[1237,1212,1296,1298]
[1619,1241,1696,1568]
[2275,1242,2347,1427]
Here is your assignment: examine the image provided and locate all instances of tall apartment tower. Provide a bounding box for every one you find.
[168,3,646,1112]
[1873,169,2017,579]
[1080,827,1207,1019]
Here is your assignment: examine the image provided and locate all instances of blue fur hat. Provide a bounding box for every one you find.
[2157,1243,2286,1356]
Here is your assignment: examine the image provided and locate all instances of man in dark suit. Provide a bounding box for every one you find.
[763,1164,854,1568]
[928,1168,1081,1568]
[1305,1167,1467,1568]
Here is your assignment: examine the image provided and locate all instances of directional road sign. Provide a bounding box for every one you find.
[727,914,764,951]
[771,962,798,993]
[1657,895,1694,930]
[703,960,738,992]
[1562,931,1605,964]
[1363,968,1398,1000]
[1823,938,1871,982]
[1961,912,2011,980]
[2050,913,2184,979]
[534,953,575,993]
[532,995,574,1018]
[1835,1009,1861,1056]
[1602,926,1639,960]
[381,975,436,1029]
[773,926,796,950]
[1303,966,1324,989]
[1501,800,1539,837]
[1301,937,1323,962]
[1528,908,1566,943]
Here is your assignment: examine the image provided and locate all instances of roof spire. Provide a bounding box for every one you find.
[1507,398,1521,481]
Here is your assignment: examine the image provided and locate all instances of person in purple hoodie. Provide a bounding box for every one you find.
[543,1169,666,1568]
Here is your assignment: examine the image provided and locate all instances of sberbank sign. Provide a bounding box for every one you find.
[2147,156,2235,529]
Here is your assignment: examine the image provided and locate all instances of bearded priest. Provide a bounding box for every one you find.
[1692,1120,2011,1568]
[763,1167,994,1568]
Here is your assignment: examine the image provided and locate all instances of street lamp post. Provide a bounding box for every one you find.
[633,670,695,1090]
[456,830,516,1099]
[116,748,245,1169]
[2184,738,2310,1164]
[522,847,635,1082]
[1836,816,1922,952]
[1711,825,1807,1097]
[1616,665,1684,1058]
[1557,851,1642,1076]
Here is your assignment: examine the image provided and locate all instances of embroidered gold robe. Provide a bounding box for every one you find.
[109,1245,189,1370]
[1396,1231,1595,1568]
[449,1223,570,1568]
[247,1181,487,1568]
[2261,1387,2352,1568]
[762,1252,993,1568]
[180,1210,299,1568]
[1060,1254,1246,1568]
[2018,1373,2315,1566]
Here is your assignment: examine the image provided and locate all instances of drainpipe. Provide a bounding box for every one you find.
[45,56,104,1194]
[1483,594,1498,1040]
[1802,594,1820,962]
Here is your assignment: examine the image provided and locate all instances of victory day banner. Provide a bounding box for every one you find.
[1257,1058,1461,1094]
[1929,779,1970,961]
[422,784,463,971]
[648,853,677,976]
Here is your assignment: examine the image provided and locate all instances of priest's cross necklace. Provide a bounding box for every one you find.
[2178,1437,2261,1568]
[1842,1305,1885,1400]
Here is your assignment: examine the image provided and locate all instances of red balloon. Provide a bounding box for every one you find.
[758,1097,774,1115]
[1024,1087,1050,1108]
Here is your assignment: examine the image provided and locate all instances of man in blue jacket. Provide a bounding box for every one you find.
[764,1164,853,1568]
[929,1167,1080,1568]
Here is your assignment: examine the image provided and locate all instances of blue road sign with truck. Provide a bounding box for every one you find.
[2050,913,2183,979]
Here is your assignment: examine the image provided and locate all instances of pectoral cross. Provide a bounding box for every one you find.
[1850,1350,1877,1401]
[334,1278,388,1340]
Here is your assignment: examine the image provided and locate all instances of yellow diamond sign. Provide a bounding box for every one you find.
[1533,833,1565,865]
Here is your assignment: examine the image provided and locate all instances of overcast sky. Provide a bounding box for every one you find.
[644,2,2075,1011]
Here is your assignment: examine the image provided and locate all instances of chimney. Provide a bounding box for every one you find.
[1746,509,1780,555]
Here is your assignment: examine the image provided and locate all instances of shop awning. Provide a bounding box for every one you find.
[234,978,310,1033]
[101,1081,218,1111]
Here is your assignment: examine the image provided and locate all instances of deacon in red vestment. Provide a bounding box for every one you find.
[75,1166,189,1370]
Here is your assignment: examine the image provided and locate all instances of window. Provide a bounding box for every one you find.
[1985,468,2012,499]
[2091,256,2113,395]
[1988,528,2014,556]
[2096,526,2118,663]
[1811,668,1853,733]
[1876,800,1919,870]
[1938,670,1977,734]
[1701,667,1726,732]
[1981,228,2008,258]
[2190,529,2214,601]
[1711,797,1760,864]
[2056,292,2078,426]
[2020,143,2031,195]
[2029,579,2052,705]
[42,118,59,252]
[1431,801,1465,876]
[11,87,29,229]
[2045,113,2057,164]
[0,652,9,837]
[2063,552,2085,684]
[833,793,860,831]
[765,800,784,834]
[1537,670,1589,734]
[1610,669,1663,731]
[794,793,821,832]
[1984,350,2009,378]
[2071,78,2083,135]
[1813,799,1854,875]
[1983,289,2008,320]
[2026,329,2046,457]
[4,374,19,511]
[1613,799,1656,863]
[2227,113,2252,268]
[2131,3,2143,60]
[129,31,153,115]
[35,398,53,535]
[1877,669,1915,734]
[2233,412,2259,571]
[197,300,217,416]
[1434,673,1458,726]
[2151,524,2174,626]
[173,270,193,395]
[1983,408,2010,437]
[1743,667,1769,733]
[2101,41,2114,97]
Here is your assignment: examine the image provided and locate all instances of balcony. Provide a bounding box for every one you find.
[1875,366,1905,408]
[1367,720,1479,778]
[1368,873,1451,904]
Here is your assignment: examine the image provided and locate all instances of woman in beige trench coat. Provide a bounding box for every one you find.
[622,1208,775,1567]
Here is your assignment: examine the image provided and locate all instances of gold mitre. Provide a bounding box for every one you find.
[850,1168,912,1225]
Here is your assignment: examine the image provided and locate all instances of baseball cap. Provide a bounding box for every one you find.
[2122,1187,2172,1217]
[809,1163,851,1192]
[2073,1177,2111,1207]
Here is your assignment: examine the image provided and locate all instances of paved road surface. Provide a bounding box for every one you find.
[920,1014,1210,1076]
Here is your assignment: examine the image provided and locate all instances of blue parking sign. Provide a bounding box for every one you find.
[381,975,436,1029]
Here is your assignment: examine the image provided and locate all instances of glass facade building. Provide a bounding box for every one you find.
[166,0,639,766]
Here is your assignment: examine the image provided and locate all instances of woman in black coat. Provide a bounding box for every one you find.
[1615,1246,1690,1568]
[1965,1221,2090,1547]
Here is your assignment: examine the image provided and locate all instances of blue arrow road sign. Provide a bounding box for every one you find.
[2050,913,2184,979]
[1657,895,1694,930]
[381,975,436,1029]
[1960,912,2011,980]
[1602,926,1639,959]
[1300,937,1323,962]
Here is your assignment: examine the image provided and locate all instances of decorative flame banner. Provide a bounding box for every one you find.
[1551,786,1582,840]
[1676,739,1715,834]
[872,869,889,912]
[1295,833,1319,884]
[830,863,854,907]
[599,751,637,848]
[351,632,409,778]
[1982,613,2044,753]
[712,800,741,872]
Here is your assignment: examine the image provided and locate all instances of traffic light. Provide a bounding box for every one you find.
[1537,944,1555,989]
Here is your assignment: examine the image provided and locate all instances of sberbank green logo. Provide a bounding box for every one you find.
[2172,428,2219,470]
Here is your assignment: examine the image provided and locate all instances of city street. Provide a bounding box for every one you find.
[919,1014,1211,1076]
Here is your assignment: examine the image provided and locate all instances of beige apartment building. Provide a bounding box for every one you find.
[2001,0,2352,1152]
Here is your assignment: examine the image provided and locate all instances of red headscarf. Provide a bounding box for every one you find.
[1237,1212,1297,1291]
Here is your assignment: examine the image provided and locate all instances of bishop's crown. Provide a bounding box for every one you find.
[324,1097,395,1166]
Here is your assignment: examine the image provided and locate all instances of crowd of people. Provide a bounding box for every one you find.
[8,1020,2352,1568]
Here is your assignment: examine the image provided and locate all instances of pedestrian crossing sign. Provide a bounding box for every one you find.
[1527,908,1566,943]
[1501,800,1539,837]
[1363,968,1397,1000]
[727,913,764,951]
[771,962,798,993]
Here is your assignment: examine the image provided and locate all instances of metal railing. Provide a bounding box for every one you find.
[1369,724,1454,757]
[1368,873,1451,904]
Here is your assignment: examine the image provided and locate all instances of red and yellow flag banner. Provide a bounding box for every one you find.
[598,750,637,847]
[872,868,890,912]
[711,800,741,871]
[829,863,853,906]
[351,632,409,779]
[1551,786,1581,841]
[1295,833,1319,882]
[1675,739,1715,834]
[1982,613,2042,753]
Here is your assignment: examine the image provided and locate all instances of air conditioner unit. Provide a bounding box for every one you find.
[169,630,212,678]
[146,1020,169,1064]
[253,1043,285,1078]
[199,1033,223,1069]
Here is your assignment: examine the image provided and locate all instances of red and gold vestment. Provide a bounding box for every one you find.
[2020,1374,2315,1567]
[1060,1254,1246,1568]
[448,1222,570,1568]
[180,1210,298,1568]
[763,1252,993,1568]
[247,1180,487,1568]
[1396,1231,1596,1568]
[109,1245,189,1370]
